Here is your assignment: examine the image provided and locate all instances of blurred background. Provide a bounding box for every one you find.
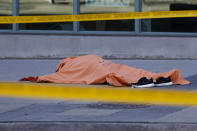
[1,0,197,32]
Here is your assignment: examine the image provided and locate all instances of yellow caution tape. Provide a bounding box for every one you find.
[0,82,196,107]
[1,10,197,24]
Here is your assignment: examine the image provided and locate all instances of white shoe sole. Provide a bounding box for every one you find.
[132,83,155,88]
[155,82,173,87]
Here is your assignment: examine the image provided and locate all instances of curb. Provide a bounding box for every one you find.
[0,122,197,131]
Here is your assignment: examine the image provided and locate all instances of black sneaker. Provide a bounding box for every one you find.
[154,76,173,87]
[131,77,154,88]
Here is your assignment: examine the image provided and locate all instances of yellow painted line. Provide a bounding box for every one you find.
[0,82,196,107]
[1,10,197,24]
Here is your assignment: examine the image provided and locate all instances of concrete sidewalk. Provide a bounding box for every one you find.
[0,59,197,131]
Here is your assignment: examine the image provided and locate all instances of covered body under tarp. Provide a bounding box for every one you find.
[38,55,190,86]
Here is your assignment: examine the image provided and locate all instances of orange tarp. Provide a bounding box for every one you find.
[38,55,190,86]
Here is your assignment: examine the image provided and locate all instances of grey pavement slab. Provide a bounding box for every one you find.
[153,107,197,123]
[0,59,59,81]
[0,103,31,114]
[0,98,185,122]
[57,108,121,116]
